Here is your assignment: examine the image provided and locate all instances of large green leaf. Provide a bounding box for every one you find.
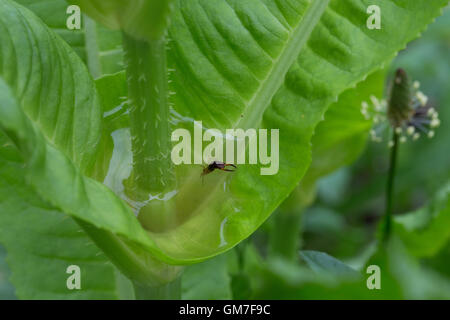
[0,0,179,285]
[0,0,101,172]
[15,0,124,77]
[0,133,133,299]
[141,0,448,262]
[0,73,180,285]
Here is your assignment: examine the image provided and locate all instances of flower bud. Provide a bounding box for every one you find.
[387,69,413,127]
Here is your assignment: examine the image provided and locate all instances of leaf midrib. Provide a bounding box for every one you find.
[235,0,330,130]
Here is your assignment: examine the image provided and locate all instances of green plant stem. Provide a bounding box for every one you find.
[133,277,181,300]
[383,131,399,242]
[123,32,174,196]
[269,209,303,261]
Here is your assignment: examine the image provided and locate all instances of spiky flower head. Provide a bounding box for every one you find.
[388,69,413,127]
[361,68,440,147]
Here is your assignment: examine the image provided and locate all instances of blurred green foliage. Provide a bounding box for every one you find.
[180,7,450,300]
[235,6,450,299]
[306,6,450,260]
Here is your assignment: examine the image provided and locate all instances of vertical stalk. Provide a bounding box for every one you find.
[123,33,175,197]
[122,33,181,299]
[133,277,181,300]
[268,184,313,261]
[269,209,303,261]
[383,131,399,242]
